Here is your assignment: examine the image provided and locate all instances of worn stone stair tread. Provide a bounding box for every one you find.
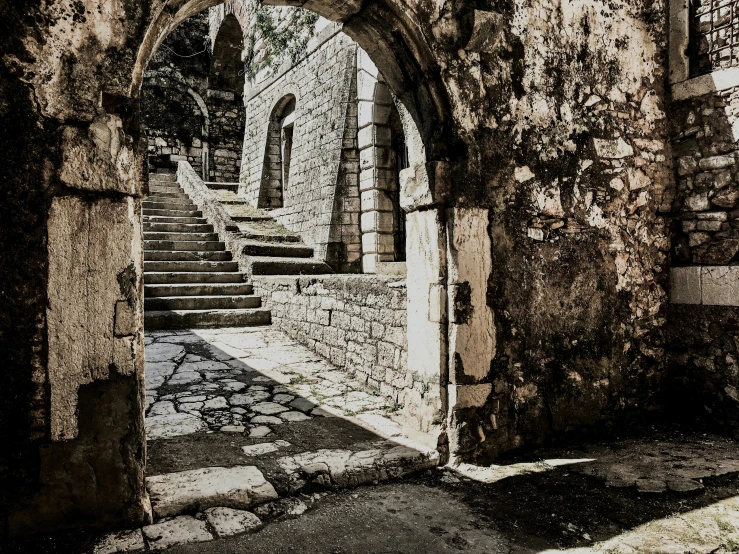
[144,272,246,284]
[145,283,254,297]
[144,308,271,330]
[144,216,208,224]
[246,256,334,276]
[239,241,314,259]
[144,251,233,262]
[144,208,204,217]
[143,223,215,233]
[146,466,278,519]
[144,295,262,310]
[144,232,220,242]
[145,240,226,252]
[204,182,240,191]
[144,260,239,272]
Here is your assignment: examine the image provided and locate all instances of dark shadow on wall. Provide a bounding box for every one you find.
[665,80,739,436]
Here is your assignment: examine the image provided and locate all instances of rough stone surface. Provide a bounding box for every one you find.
[203,507,262,537]
[146,466,278,518]
[142,516,213,550]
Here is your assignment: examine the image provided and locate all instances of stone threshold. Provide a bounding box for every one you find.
[96,440,438,552]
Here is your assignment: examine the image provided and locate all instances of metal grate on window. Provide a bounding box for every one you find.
[690,0,739,78]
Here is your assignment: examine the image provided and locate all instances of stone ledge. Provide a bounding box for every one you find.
[670,266,739,306]
[672,67,739,101]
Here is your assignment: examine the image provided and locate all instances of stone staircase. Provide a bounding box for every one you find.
[204,182,333,277]
[143,173,271,330]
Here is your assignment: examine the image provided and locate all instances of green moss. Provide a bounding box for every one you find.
[244,2,319,80]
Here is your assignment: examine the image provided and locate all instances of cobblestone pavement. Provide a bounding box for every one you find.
[94,327,438,552]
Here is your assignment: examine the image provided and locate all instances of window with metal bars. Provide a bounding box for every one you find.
[690,0,739,78]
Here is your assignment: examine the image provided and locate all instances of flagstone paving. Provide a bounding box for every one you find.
[91,327,439,552]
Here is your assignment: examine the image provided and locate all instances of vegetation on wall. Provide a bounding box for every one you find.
[244,2,319,80]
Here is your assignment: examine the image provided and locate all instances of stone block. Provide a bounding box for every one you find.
[448,384,493,409]
[670,267,701,305]
[699,154,735,170]
[702,266,739,306]
[361,211,395,233]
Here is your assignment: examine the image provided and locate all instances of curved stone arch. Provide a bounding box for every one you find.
[259,93,298,208]
[208,13,245,94]
[132,1,454,199]
[132,0,452,442]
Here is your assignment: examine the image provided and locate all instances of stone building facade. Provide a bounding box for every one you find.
[7,0,739,538]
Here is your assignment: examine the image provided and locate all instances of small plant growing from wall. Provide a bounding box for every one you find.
[243,1,319,81]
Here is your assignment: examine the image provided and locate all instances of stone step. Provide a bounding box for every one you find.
[149,174,177,182]
[144,260,239,273]
[149,191,190,199]
[205,182,239,192]
[246,256,334,276]
[144,308,271,330]
[145,283,253,298]
[143,216,208,225]
[239,241,314,259]
[143,208,203,218]
[144,251,233,262]
[143,200,197,211]
[144,232,220,242]
[145,240,226,252]
[143,223,214,233]
[144,272,245,285]
[230,214,274,222]
[145,295,262,311]
[149,185,183,192]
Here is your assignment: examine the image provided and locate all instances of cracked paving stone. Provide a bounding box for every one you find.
[149,401,177,417]
[146,362,177,390]
[168,371,201,386]
[146,343,186,363]
[146,413,207,440]
[221,425,246,433]
[203,507,262,537]
[147,466,278,518]
[251,402,290,415]
[242,440,291,456]
[142,516,213,550]
[251,415,283,425]
[202,396,228,410]
[273,394,295,404]
[288,398,316,412]
[94,528,145,554]
[279,411,311,422]
[249,425,273,438]
[179,360,231,372]
[230,391,271,406]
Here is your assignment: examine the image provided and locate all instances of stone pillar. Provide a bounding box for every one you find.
[445,208,496,463]
[7,112,150,536]
[357,49,398,273]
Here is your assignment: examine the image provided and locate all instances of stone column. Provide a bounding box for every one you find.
[357,50,398,273]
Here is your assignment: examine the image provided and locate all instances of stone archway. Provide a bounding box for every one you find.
[1,0,461,537]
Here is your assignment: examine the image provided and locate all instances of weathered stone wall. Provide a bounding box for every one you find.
[239,30,359,262]
[207,89,246,182]
[439,1,672,464]
[0,0,692,534]
[253,276,435,430]
[671,89,739,265]
[667,6,739,430]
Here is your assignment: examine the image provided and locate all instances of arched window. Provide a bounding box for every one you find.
[260,95,296,208]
